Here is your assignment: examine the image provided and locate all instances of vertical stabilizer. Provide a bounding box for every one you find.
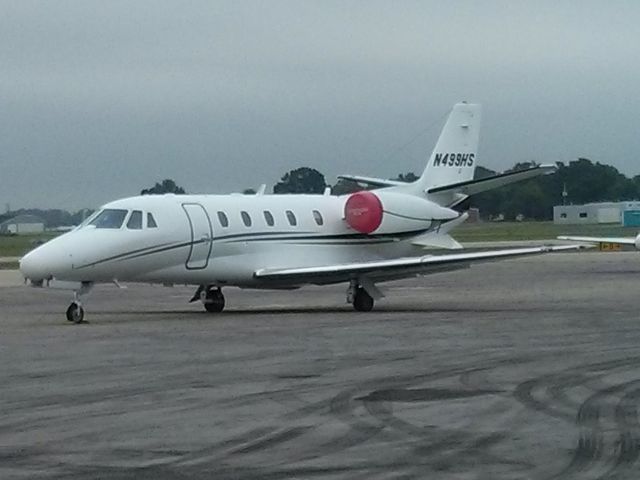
[412,103,481,193]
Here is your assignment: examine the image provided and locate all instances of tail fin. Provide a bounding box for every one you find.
[397,103,481,195]
[419,102,481,190]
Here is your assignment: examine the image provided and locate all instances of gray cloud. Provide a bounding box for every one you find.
[2,0,640,209]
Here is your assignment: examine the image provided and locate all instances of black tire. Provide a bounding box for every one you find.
[203,289,225,313]
[353,288,374,312]
[66,303,85,323]
[204,299,225,313]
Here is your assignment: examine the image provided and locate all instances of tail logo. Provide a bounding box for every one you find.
[433,153,474,167]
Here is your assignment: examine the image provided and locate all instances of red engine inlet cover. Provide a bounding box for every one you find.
[344,191,383,234]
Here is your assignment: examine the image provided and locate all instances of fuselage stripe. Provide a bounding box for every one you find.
[73,228,430,269]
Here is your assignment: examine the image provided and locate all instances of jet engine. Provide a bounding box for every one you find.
[344,190,459,234]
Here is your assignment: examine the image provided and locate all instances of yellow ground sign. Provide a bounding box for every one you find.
[599,242,622,251]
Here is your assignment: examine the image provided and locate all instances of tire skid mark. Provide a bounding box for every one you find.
[320,364,474,473]
[459,368,500,392]
[600,383,640,479]
[172,425,277,466]
[550,382,628,479]
[230,425,313,455]
[349,358,533,478]
[513,357,640,480]
[177,354,541,475]
[562,384,612,477]
[548,374,598,418]
[514,356,640,425]
[325,387,386,452]
[514,376,577,422]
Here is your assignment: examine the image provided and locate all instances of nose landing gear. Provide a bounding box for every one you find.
[66,302,84,323]
[65,282,93,323]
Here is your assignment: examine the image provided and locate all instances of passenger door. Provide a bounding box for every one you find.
[182,203,213,269]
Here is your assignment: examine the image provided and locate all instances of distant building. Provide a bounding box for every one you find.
[553,202,640,225]
[622,208,640,227]
[0,214,45,234]
[466,208,480,223]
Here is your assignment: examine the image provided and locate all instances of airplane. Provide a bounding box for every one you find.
[19,102,580,323]
[558,233,640,249]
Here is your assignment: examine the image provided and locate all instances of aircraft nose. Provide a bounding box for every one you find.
[20,249,48,281]
[20,244,72,282]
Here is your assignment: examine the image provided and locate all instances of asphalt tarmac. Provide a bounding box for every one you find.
[1,251,640,479]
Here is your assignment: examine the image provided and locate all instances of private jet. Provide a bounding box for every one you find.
[20,103,579,322]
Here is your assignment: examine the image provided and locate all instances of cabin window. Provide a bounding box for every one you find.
[217,211,229,228]
[241,211,252,227]
[127,210,143,230]
[89,209,128,229]
[147,213,158,228]
[286,210,297,226]
[579,212,588,218]
[312,210,324,226]
[263,210,275,226]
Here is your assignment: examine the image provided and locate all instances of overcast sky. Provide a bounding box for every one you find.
[2,0,640,210]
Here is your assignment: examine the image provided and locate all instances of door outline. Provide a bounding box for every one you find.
[182,203,213,270]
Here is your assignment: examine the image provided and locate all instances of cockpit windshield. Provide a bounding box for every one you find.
[88,209,128,229]
[77,210,99,228]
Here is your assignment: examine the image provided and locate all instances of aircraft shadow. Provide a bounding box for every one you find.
[92,305,563,317]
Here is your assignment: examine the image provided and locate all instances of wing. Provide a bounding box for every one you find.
[558,235,637,246]
[254,245,583,285]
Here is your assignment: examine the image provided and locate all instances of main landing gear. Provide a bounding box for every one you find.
[65,282,93,324]
[347,279,377,312]
[191,285,226,313]
[353,287,374,312]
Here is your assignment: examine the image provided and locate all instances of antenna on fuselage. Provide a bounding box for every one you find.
[256,184,267,195]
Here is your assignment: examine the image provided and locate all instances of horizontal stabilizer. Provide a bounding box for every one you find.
[427,164,556,196]
[438,212,469,233]
[412,234,463,250]
[336,175,405,188]
[410,212,468,249]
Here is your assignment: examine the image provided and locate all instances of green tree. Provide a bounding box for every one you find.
[469,162,556,220]
[467,158,640,221]
[273,167,327,194]
[141,179,186,195]
[556,158,638,204]
[466,166,501,218]
[394,172,419,183]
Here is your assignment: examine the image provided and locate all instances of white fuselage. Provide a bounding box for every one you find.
[20,193,437,288]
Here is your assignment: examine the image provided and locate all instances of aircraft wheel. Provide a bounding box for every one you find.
[66,302,85,323]
[204,289,225,313]
[353,287,374,312]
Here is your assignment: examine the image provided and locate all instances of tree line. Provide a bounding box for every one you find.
[3,157,637,229]
[0,208,92,229]
[262,158,640,221]
[470,158,640,220]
